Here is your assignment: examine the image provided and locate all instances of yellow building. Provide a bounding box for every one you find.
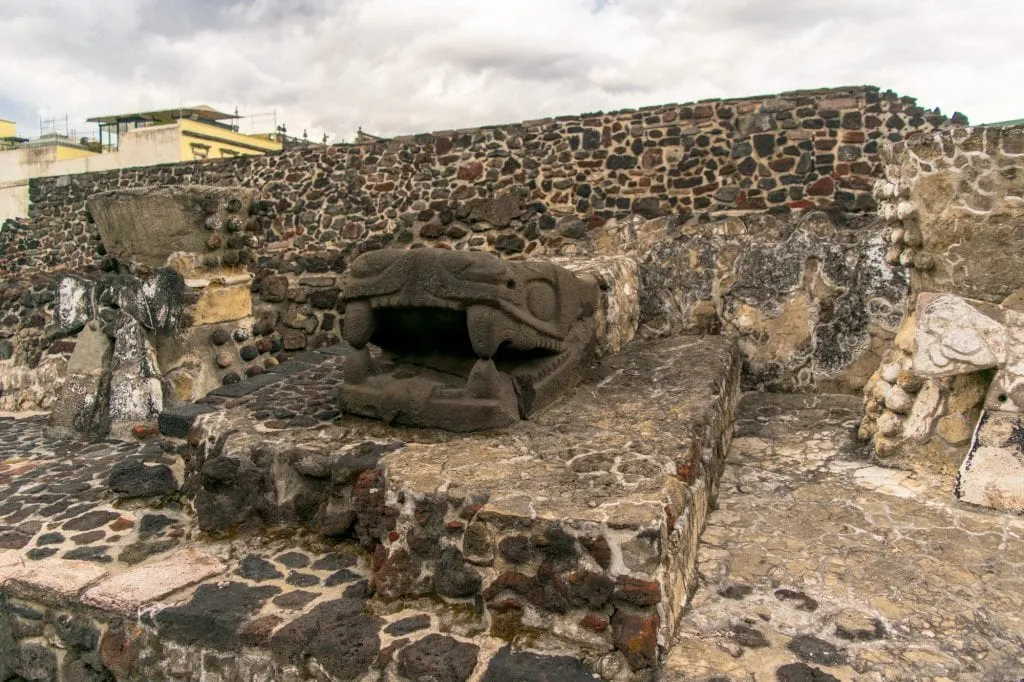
[87,105,282,161]
[0,106,282,221]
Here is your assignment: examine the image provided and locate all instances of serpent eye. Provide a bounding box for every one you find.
[525,281,557,321]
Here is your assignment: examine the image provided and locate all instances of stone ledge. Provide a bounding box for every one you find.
[185,335,741,675]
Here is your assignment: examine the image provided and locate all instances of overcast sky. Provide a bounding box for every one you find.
[1,0,1021,142]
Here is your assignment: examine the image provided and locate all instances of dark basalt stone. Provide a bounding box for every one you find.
[433,548,482,598]
[118,539,178,565]
[275,551,310,568]
[286,571,319,588]
[396,634,479,682]
[776,662,841,682]
[384,614,431,636]
[338,249,598,432]
[156,582,280,651]
[156,403,217,436]
[108,459,177,498]
[498,536,533,564]
[787,634,846,666]
[63,546,112,563]
[272,590,318,610]
[270,598,383,680]
[481,646,594,681]
[311,552,355,571]
[236,555,284,582]
[324,568,361,587]
[55,614,100,652]
[62,510,119,532]
[138,514,176,537]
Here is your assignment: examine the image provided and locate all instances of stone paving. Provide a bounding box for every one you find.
[663,394,1024,682]
[3,393,1024,680]
[0,415,187,565]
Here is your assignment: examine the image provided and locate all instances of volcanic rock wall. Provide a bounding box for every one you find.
[0,85,961,401]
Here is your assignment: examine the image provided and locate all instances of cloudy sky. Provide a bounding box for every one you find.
[1,0,1021,142]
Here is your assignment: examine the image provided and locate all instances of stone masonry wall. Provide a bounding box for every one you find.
[0,85,961,394]
[861,125,1024,473]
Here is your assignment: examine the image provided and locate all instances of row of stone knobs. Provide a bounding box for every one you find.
[874,179,933,271]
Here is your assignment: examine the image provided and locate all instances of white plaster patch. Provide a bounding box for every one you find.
[853,466,919,499]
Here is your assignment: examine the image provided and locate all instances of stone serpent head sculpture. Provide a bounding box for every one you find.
[338,249,599,431]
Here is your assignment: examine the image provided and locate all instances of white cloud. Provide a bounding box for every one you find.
[1,0,1021,143]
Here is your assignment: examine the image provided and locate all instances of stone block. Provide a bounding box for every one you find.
[956,411,1024,513]
[191,282,253,326]
[82,548,226,615]
[159,403,217,438]
[87,186,256,269]
[48,324,112,437]
[54,276,94,334]
[5,559,108,605]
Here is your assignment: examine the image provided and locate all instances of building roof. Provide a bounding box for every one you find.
[87,105,235,125]
[986,118,1024,127]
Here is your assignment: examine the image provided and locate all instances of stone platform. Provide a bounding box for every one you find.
[3,392,1022,680]
[186,334,741,676]
[0,334,741,681]
[664,394,1024,681]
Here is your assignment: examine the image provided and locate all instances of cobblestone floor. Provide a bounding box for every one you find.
[3,393,1024,681]
[664,394,1024,682]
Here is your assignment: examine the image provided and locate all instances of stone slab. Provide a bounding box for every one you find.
[956,410,1024,513]
[82,548,227,615]
[5,558,108,604]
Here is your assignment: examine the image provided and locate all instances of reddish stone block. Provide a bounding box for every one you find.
[580,613,609,632]
[612,609,660,671]
[459,503,483,520]
[693,104,714,119]
[457,162,484,182]
[109,517,135,532]
[769,157,796,173]
[131,424,159,439]
[581,536,612,570]
[614,576,662,607]
[806,177,835,196]
[435,136,454,155]
[99,628,141,679]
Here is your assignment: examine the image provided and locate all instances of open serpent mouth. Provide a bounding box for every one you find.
[337,248,599,432]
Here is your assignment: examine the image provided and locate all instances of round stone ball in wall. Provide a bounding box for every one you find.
[211,329,231,346]
[226,197,243,213]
